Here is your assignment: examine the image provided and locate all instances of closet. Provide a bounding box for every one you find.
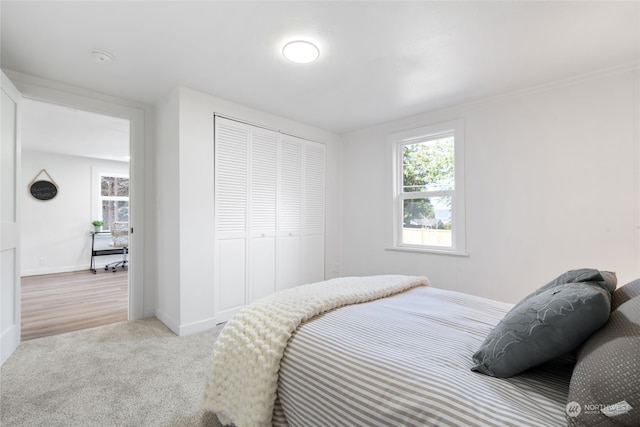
[214,116,325,322]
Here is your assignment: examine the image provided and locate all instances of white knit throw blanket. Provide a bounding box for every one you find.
[201,275,429,427]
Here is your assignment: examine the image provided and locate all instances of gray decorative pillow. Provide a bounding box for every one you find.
[597,271,618,294]
[521,269,616,302]
[471,283,611,378]
[534,268,604,293]
[611,278,640,310]
[566,295,640,426]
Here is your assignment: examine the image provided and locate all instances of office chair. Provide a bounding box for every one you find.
[105,221,129,272]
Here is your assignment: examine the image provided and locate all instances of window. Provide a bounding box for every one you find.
[99,174,129,231]
[389,120,466,255]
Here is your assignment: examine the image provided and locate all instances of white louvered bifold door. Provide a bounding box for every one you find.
[248,127,278,302]
[303,142,325,235]
[214,117,249,322]
[302,141,326,285]
[214,117,326,318]
[277,135,303,290]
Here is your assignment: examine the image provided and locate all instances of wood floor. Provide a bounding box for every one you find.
[21,270,128,341]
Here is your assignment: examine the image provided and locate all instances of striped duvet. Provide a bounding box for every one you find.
[272,286,573,426]
[203,275,428,426]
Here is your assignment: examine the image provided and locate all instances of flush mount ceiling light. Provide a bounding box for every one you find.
[282,40,319,64]
[91,49,114,63]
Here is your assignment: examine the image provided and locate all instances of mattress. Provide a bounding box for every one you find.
[273,286,573,427]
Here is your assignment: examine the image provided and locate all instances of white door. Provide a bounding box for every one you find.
[278,136,303,289]
[302,141,326,284]
[214,118,249,322]
[215,239,246,322]
[1,71,21,365]
[248,127,278,302]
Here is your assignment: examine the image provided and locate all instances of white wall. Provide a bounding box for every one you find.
[21,150,129,275]
[155,86,342,335]
[15,66,637,335]
[154,88,181,330]
[341,69,640,303]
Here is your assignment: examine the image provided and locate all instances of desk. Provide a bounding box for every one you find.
[90,231,127,273]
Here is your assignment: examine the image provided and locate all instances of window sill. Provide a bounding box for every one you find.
[386,246,469,257]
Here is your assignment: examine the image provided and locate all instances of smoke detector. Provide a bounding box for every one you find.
[91,50,114,63]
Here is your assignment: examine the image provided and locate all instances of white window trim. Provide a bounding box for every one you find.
[91,167,129,231]
[387,119,467,256]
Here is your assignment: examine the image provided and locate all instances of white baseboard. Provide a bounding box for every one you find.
[21,265,89,277]
[178,317,218,336]
[21,259,126,276]
[1,324,20,366]
[154,309,180,336]
[154,311,218,337]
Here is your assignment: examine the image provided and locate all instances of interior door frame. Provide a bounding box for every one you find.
[1,71,22,365]
[8,74,146,321]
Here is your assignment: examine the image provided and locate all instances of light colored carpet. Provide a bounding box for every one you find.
[1,317,226,427]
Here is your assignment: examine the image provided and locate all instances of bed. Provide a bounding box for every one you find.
[202,273,640,427]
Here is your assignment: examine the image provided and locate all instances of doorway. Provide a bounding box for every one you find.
[20,98,131,339]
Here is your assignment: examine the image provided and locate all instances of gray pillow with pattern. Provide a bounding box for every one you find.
[522,268,616,301]
[472,283,611,378]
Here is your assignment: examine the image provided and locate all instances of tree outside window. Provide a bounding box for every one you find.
[402,137,454,231]
[100,175,129,231]
[390,119,466,254]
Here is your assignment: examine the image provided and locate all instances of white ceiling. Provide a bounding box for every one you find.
[2,1,639,137]
[21,98,130,162]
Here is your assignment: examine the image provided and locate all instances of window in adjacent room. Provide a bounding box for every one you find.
[389,119,466,255]
[99,174,129,231]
